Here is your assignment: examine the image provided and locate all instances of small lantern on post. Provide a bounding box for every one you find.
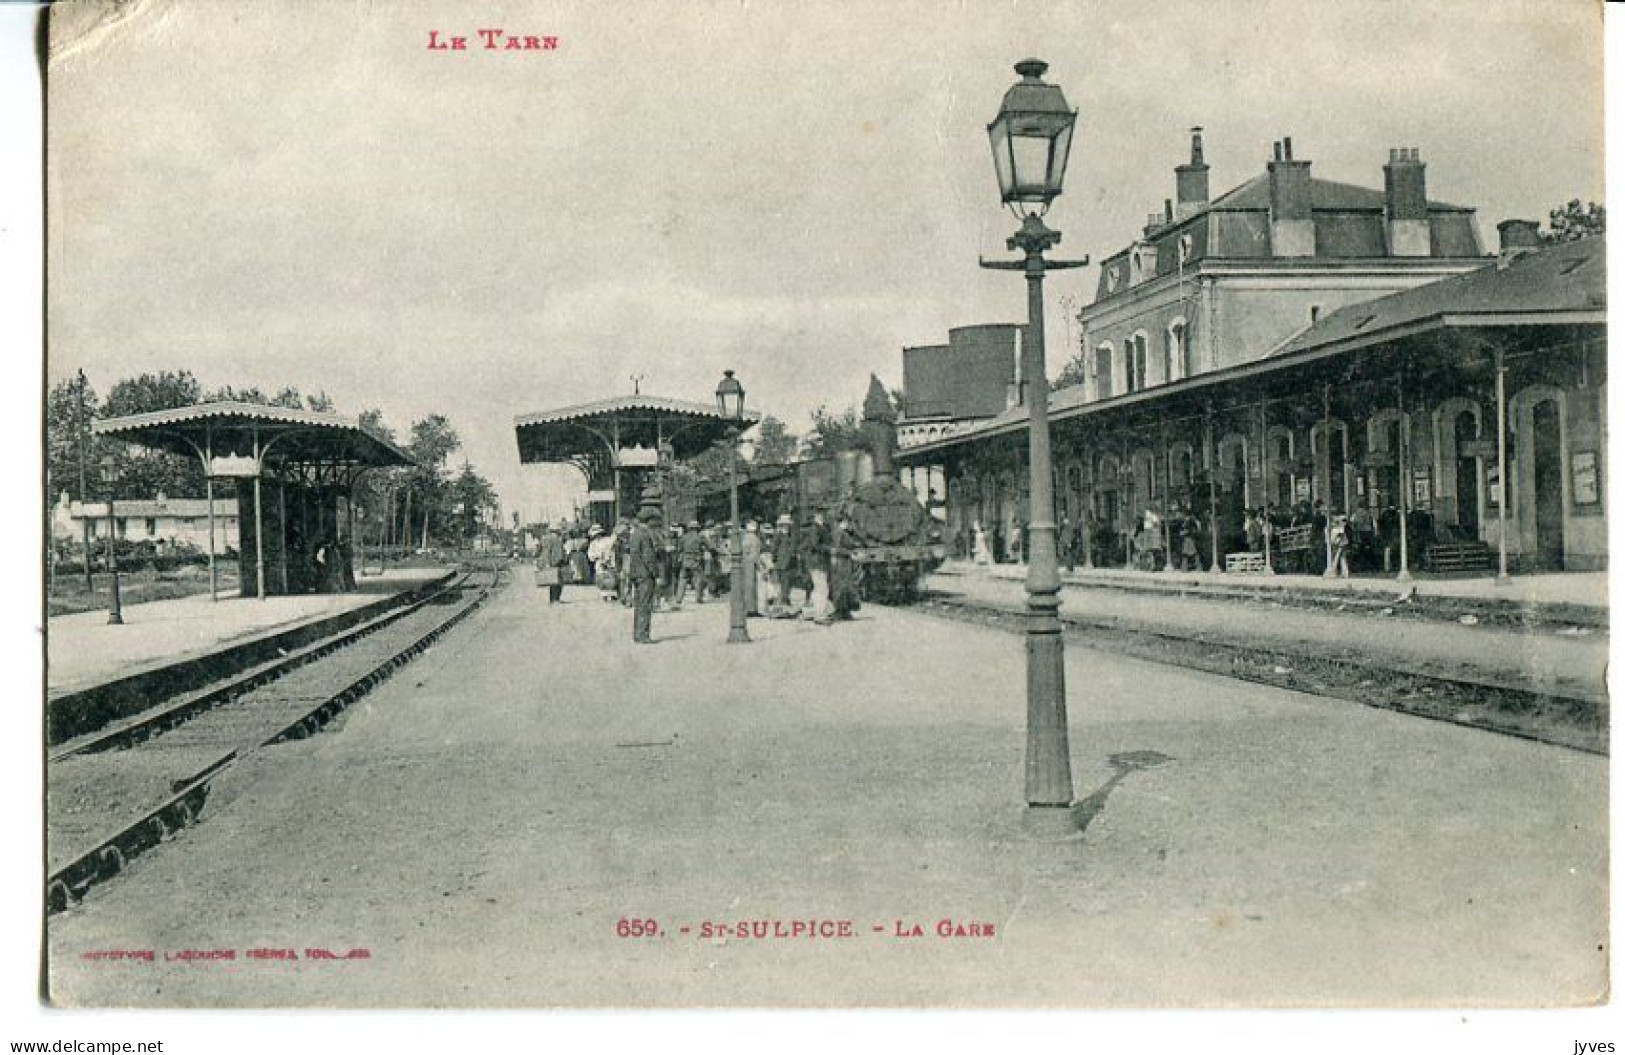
[714,370,751,645]
[98,455,124,626]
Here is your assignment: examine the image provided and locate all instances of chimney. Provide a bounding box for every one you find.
[861,374,897,476]
[1267,136,1313,257]
[1383,147,1430,257]
[1143,212,1162,238]
[1496,218,1543,268]
[1175,126,1209,220]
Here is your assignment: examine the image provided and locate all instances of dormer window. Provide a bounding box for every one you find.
[1105,267,1122,294]
[1130,245,1158,285]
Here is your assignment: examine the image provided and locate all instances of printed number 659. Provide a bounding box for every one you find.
[616,918,659,937]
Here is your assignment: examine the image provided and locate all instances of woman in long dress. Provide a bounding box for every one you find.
[972,520,991,565]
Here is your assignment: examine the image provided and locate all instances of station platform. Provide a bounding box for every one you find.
[47,568,455,698]
[949,560,1609,625]
[48,578,1606,1007]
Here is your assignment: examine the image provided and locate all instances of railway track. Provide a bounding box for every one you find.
[909,593,1607,757]
[46,566,504,915]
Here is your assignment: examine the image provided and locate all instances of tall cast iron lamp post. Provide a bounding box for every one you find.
[980,59,1087,811]
[715,369,751,645]
[99,456,124,626]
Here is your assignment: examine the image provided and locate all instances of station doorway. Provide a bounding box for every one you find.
[1531,399,1565,567]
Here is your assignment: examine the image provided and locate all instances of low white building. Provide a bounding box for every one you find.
[53,493,240,551]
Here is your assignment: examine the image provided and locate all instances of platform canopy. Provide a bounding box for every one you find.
[514,394,760,520]
[92,401,415,483]
[92,402,417,600]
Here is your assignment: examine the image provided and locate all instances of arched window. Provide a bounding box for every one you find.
[1094,343,1114,400]
[1166,319,1189,382]
[1127,332,1149,393]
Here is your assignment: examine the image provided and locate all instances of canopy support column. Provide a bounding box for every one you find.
[279,480,290,594]
[1495,345,1512,585]
[1396,362,1414,584]
[253,428,267,600]
[1259,397,1275,575]
[1205,404,1220,574]
[1323,384,1335,574]
[1161,422,1175,571]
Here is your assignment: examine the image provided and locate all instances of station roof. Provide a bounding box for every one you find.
[92,401,416,468]
[1273,235,1605,358]
[514,394,761,465]
[899,237,1606,461]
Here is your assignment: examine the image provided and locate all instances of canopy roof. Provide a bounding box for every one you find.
[92,401,416,469]
[514,394,761,467]
[900,237,1606,462]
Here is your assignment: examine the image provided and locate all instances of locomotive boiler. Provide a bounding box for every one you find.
[784,377,945,601]
[701,377,945,600]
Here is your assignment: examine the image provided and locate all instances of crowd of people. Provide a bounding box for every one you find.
[530,508,866,643]
[948,498,1437,579]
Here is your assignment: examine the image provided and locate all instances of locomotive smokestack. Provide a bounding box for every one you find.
[862,374,898,478]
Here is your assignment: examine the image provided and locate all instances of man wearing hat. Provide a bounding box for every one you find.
[772,513,799,609]
[629,507,663,643]
[675,521,705,606]
[536,521,566,604]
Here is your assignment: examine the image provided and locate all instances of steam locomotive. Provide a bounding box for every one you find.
[705,378,945,602]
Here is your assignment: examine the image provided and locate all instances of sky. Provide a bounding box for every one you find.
[45,0,1605,523]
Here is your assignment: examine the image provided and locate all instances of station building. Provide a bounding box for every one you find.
[54,493,242,551]
[896,133,1607,576]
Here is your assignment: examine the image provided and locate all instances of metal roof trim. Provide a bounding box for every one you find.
[514,395,763,428]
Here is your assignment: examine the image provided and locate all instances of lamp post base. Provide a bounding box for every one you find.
[1018,803,1084,842]
[1023,608,1073,807]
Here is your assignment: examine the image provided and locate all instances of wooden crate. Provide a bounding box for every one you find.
[1225,552,1268,574]
[1425,542,1492,572]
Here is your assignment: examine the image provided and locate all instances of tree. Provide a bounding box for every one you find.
[46,372,104,584]
[101,371,206,499]
[406,414,462,548]
[352,408,402,549]
[46,373,101,506]
[803,403,865,458]
[103,370,202,417]
[1053,349,1090,391]
[1543,200,1605,244]
[753,415,799,466]
[450,462,499,545]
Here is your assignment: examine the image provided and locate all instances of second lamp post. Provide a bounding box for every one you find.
[714,369,751,644]
[99,455,124,626]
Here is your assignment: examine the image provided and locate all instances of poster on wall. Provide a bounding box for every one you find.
[1411,467,1432,508]
[1572,450,1600,505]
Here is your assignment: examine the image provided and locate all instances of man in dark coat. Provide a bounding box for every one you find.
[801,513,831,621]
[629,508,662,643]
[537,523,566,604]
[675,521,704,606]
[828,513,858,622]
